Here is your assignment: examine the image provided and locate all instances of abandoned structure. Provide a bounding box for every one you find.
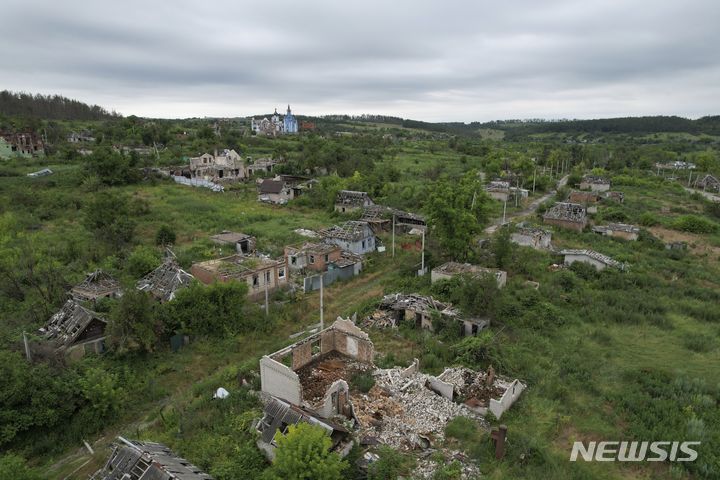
[604,191,625,202]
[696,174,720,192]
[210,231,256,254]
[71,270,123,302]
[256,395,353,461]
[39,299,107,358]
[67,130,95,143]
[560,249,623,271]
[430,262,507,288]
[260,317,374,418]
[137,257,195,302]
[510,224,552,250]
[360,205,426,233]
[371,293,489,337]
[320,221,376,255]
[579,175,611,192]
[485,180,529,202]
[285,242,342,273]
[90,436,212,480]
[245,157,279,176]
[190,254,288,299]
[189,149,245,181]
[334,190,375,213]
[542,202,587,232]
[0,131,45,157]
[568,190,601,213]
[592,223,640,241]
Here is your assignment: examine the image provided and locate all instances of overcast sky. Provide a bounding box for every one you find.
[2,0,719,122]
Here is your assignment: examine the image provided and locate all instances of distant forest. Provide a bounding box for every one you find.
[0,90,120,121]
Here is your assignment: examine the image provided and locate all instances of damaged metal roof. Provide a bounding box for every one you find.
[40,299,106,350]
[137,257,194,302]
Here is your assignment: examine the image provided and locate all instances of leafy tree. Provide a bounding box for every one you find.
[77,365,127,419]
[83,147,141,186]
[108,290,161,352]
[0,454,43,480]
[155,224,176,246]
[491,226,512,269]
[83,191,136,249]
[426,171,490,259]
[126,245,161,278]
[264,423,347,480]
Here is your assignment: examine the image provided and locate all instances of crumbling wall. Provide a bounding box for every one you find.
[292,341,314,370]
[427,375,454,400]
[489,379,526,419]
[260,356,302,405]
[316,380,350,418]
[319,317,374,363]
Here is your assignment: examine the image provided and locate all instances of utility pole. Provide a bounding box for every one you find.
[319,274,324,330]
[419,229,425,276]
[515,178,520,207]
[688,170,693,187]
[532,166,536,194]
[23,331,31,363]
[502,199,507,225]
[264,272,269,316]
[392,214,396,258]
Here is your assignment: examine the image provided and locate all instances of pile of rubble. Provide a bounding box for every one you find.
[412,453,481,479]
[351,364,487,451]
[359,310,396,330]
[296,351,373,406]
[437,366,504,408]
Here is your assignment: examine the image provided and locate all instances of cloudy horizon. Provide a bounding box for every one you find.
[2,0,719,122]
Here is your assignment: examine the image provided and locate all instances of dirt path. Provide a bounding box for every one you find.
[484,174,569,234]
[683,186,720,203]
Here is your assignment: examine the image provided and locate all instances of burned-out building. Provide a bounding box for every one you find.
[320,221,376,255]
[485,180,529,202]
[604,191,625,203]
[560,249,624,271]
[190,254,288,300]
[542,202,587,232]
[579,175,611,192]
[210,231,256,254]
[430,262,507,288]
[696,174,720,193]
[0,131,45,157]
[39,300,107,359]
[90,436,212,480]
[137,257,195,302]
[334,190,374,213]
[510,224,552,250]
[260,317,374,418]
[592,223,640,241]
[245,157,279,176]
[360,205,426,233]
[70,270,123,302]
[285,242,342,273]
[568,190,602,213]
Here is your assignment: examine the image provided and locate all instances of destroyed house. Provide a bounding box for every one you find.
[71,270,123,302]
[320,221,376,255]
[560,249,624,271]
[604,191,624,203]
[285,242,342,272]
[510,224,552,250]
[40,300,107,358]
[0,131,44,157]
[579,175,611,192]
[137,258,194,302]
[260,318,374,419]
[189,149,245,181]
[256,396,352,461]
[430,262,507,288]
[375,293,488,336]
[257,178,293,204]
[90,436,212,480]
[568,190,601,205]
[245,157,278,176]
[210,231,256,254]
[592,223,640,241]
[360,205,426,232]
[190,254,288,300]
[334,190,374,212]
[542,202,587,232]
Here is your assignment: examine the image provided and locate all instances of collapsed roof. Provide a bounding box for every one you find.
[137,257,194,302]
[39,299,106,350]
[560,249,623,268]
[319,221,373,241]
[71,269,122,301]
[335,190,374,206]
[542,202,587,223]
[378,293,460,317]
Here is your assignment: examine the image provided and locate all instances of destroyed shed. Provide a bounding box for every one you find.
[430,262,507,288]
[190,254,288,300]
[560,249,624,271]
[510,224,552,250]
[542,202,587,232]
[260,317,374,418]
[592,223,640,241]
[334,190,374,213]
[320,221,376,255]
[71,269,123,302]
[90,436,212,480]
[256,395,353,461]
[210,230,256,254]
[39,299,107,359]
[137,257,194,302]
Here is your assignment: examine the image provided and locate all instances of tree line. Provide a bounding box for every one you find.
[0,90,120,121]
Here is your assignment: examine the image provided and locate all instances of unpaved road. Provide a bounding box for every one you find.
[484,174,569,234]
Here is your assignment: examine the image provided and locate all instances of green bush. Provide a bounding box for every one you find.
[671,215,718,234]
[350,371,376,393]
